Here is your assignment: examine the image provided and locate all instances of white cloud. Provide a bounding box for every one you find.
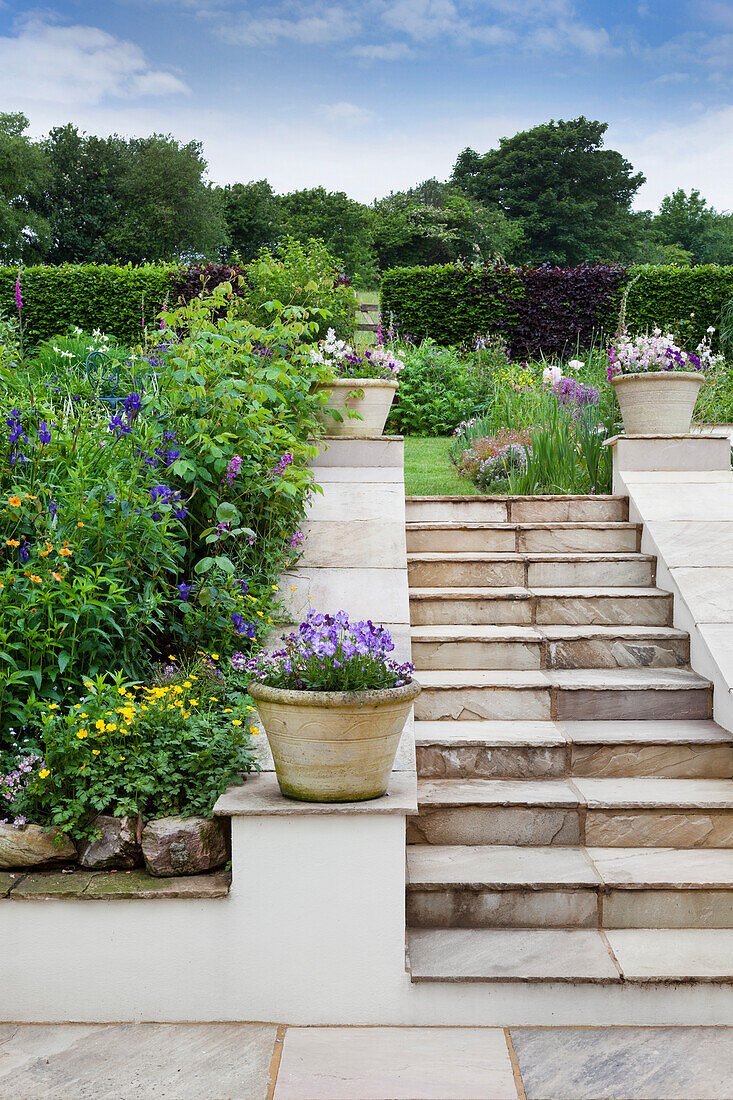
[225,4,359,46]
[0,18,189,105]
[351,41,414,59]
[318,101,376,123]
[611,106,733,213]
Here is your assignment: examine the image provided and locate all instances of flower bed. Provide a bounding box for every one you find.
[0,275,337,868]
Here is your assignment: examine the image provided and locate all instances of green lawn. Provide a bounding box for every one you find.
[403,436,482,496]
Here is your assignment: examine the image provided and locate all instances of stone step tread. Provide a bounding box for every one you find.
[415,668,710,691]
[406,845,733,890]
[406,521,641,531]
[417,776,733,810]
[405,495,628,503]
[414,719,729,748]
[408,552,654,563]
[411,625,688,642]
[410,586,669,600]
[407,927,733,983]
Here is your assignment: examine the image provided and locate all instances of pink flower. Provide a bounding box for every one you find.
[14,272,22,312]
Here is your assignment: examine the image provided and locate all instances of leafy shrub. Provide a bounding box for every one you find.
[0,263,176,348]
[244,236,357,340]
[387,336,510,435]
[19,665,257,839]
[381,262,733,358]
[454,429,532,491]
[0,286,333,741]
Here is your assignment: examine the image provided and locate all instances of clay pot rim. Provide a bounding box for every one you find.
[611,371,705,385]
[316,378,399,390]
[247,679,421,707]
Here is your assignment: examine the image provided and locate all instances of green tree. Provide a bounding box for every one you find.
[452,117,645,265]
[40,124,127,263]
[108,134,228,263]
[652,189,733,265]
[281,187,376,285]
[219,180,285,261]
[0,112,49,263]
[372,179,523,269]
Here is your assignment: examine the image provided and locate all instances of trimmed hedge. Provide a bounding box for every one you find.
[0,264,177,347]
[381,263,733,358]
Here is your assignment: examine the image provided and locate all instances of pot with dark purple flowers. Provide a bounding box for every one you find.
[608,325,719,435]
[243,611,420,802]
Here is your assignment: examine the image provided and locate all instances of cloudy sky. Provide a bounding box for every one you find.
[1,0,732,210]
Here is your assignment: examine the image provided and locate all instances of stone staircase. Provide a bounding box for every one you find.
[404,495,733,985]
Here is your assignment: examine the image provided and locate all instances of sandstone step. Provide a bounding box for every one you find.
[409,587,673,627]
[565,720,733,779]
[414,718,733,780]
[415,720,567,779]
[406,927,733,983]
[407,552,655,589]
[410,624,689,671]
[406,521,641,554]
[406,845,733,929]
[408,777,733,847]
[414,668,712,722]
[405,495,629,523]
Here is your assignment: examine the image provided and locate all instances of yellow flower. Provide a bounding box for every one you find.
[105,723,117,732]
[48,703,59,710]
[231,719,242,726]
[173,686,183,695]
[4,539,19,547]
[8,496,21,508]
[76,730,88,740]
[209,696,219,702]
[39,769,50,779]
[80,713,88,719]
[190,675,198,682]
[223,708,233,714]
[183,681,192,688]
[92,749,100,756]
[188,698,198,706]
[271,584,278,591]
[119,755,126,761]
[182,711,191,719]
[95,719,105,731]
[249,725,259,735]
[210,653,219,660]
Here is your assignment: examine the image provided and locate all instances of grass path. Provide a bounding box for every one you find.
[403,436,482,496]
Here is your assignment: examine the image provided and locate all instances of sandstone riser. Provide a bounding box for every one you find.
[407,557,654,589]
[410,590,673,627]
[411,634,689,671]
[406,523,642,555]
[405,496,629,523]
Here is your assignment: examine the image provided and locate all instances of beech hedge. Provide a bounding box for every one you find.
[380,263,733,358]
[0,263,178,348]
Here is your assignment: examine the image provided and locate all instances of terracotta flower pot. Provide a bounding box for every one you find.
[611,371,704,435]
[247,680,421,802]
[315,378,398,438]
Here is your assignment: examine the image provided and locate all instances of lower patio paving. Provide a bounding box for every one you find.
[0,1023,731,1099]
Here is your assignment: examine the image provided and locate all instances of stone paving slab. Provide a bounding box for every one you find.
[510,1026,733,1099]
[272,1026,518,1100]
[0,1023,277,1100]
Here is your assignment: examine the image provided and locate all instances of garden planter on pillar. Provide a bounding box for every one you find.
[247,680,421,802]
[315,379,398,438]
[612,371,704,435]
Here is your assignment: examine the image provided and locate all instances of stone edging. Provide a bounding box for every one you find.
[0,868,231,900]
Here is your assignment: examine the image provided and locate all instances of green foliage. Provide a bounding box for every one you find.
[382,262,733,354]
[220,180,286,261]
[0,263,176,347]
[281,187,376,286]
[244,236,357,339]
[40,126,228,264]
[0,113,50,264]
[452,118,644,265]
[372,180,523,270]
[386,336,510,435]
[21,668,257,839]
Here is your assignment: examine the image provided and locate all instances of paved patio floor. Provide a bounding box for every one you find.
[0,1023,731,1099]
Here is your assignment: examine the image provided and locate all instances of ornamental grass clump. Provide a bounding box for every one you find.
[240,610,414,693]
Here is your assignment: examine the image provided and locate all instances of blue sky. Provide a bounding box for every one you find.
[1,0,732,209]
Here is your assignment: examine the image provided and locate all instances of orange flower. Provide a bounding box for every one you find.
[77,522,84,528]
[50,571,63,581]
[7,496,21,508]
[59,548,72,557]
[4,539,19,547]
[28,575,42,584]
